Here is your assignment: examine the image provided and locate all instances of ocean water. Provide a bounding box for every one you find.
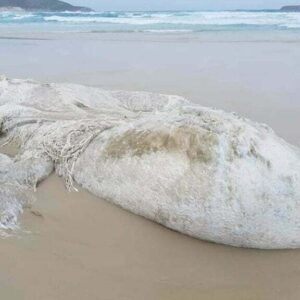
[0,10,300,33]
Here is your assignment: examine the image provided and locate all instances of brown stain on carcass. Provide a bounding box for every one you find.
[101,126,218,162]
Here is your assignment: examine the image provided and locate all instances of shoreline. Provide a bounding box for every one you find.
[1,32,299,147]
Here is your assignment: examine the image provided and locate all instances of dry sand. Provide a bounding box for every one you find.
[1,174,300,300]
[1,32,300,299]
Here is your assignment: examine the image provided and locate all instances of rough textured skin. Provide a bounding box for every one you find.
[1,77,300,248]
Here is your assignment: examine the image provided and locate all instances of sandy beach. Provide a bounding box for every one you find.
[1,32,299,145]
[1,31,300,299]
[1,173,300,300]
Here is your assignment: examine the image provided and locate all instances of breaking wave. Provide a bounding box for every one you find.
[0,11,300,32]
[1,77,300,249]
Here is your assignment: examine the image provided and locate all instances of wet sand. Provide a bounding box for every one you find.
[1,32,300,299]
[1,32,300,145]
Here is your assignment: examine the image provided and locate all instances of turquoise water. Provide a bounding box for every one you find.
[0,10,300,33]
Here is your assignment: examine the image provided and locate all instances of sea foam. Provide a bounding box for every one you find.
[1,11,300,30]
[1,77,300,248]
